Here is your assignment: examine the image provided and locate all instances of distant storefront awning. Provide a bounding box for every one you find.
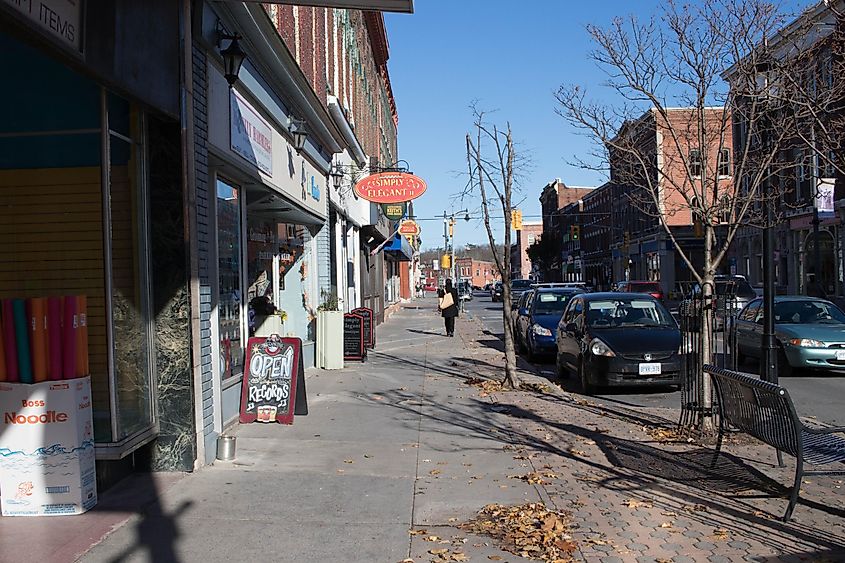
[383,233,413,261]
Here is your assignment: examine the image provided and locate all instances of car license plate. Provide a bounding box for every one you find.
[639,363,662,376]
[836,351,845,361]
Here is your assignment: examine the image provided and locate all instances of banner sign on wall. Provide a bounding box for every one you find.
[3,0,81,51]
[354,172,427,204]
[230,91,273,175]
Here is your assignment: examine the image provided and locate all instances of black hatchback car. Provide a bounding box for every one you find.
[555,292,681,394]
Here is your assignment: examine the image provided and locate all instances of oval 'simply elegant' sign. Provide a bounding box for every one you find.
[354,172,427,204]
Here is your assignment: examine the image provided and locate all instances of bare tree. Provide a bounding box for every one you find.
[555,0,845,431]
[464,108,522,388]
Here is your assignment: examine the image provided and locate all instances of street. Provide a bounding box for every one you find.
[463,290,845,426]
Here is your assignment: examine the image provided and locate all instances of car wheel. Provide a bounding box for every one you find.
[578,357,595,395]
[526,338,535,362]
[555,352,568,379]
[777,346,794,378]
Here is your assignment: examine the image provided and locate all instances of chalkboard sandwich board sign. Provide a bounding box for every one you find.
[351,307,374,348]
[344,313,366,362]
[239,335,306,424]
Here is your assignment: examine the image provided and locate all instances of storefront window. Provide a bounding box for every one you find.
[217,179,244,379]
[247,219,277,335]
[109,102,154,440]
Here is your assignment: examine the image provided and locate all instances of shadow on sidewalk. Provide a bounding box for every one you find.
[363,383,845,557]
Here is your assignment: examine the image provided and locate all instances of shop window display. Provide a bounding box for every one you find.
[217,179,244,379]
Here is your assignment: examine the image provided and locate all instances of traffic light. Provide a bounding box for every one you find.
[449,218,455,237]
[570,225,580,240]
[440,254,452,269]
[511,209,523,230]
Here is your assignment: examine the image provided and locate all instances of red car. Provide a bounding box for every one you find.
[614,281,665,301]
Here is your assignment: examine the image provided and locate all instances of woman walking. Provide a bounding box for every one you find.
[438,279,460,337]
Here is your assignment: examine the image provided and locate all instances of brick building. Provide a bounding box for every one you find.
[511,221,543,280]
[539,179,595,280]
[455,258,499,288]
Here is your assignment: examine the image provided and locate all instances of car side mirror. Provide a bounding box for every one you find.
[518,307,528,316]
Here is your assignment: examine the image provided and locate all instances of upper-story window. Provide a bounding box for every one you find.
[718,148,731,177]
[689,149,702,177]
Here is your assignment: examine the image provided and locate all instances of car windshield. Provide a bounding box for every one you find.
[774,300,845,324]
[630,283,661,293]
[512,279,532,289]
[586,298,675,328]
[533,292,573,314]
[714,279,756,299]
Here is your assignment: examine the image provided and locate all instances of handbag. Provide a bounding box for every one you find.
[439,292,454,310]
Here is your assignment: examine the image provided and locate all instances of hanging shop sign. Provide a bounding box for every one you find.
[230,90,273,175]
[354,172,427,204]
[239,335,308,424]
[381,203,406,221]
[816,178,835,218]
[398,220,421,236]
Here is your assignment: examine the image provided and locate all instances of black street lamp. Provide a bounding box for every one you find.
[289,118,308,153]
[756,51,778,384]
[220,33,246,87]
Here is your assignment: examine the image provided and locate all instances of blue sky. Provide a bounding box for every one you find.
[384,1,663,249]
[384,0,809,249]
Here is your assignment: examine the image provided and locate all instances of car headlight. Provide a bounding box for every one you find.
[532,325,552,336]
[590,338,616,357]
[787,338,826,348]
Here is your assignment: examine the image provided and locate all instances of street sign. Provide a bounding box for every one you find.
[354,172,427,203]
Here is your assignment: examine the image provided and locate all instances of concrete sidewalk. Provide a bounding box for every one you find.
[8,299,844,562]
[75,301,550,562]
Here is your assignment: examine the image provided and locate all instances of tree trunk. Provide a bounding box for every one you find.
[697,226,716,434]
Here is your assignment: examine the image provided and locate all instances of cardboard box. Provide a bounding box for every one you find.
[0,377,97,516]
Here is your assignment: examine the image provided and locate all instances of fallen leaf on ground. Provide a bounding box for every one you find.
[459,502,577,563]
[660,522,673,528]
[424,535,441,542]
[509,471,558,485]
[430,469,442,476]
[623,499,654,509]
[450,553,469,561]
[429,548,449,555]
[487,557,503,561]
[343,459,354,464]
[409,529,428,536]
[712,528,730,540]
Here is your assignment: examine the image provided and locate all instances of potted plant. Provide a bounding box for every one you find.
[316,290,343,369]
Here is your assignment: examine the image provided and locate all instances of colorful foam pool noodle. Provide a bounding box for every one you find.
[2,300,18,382]
[0,303,7,381]
[13,299,33,384]
[47,297,63,380]
[75,295,88,377]
[62,296,77,380]
[30,297,48,382]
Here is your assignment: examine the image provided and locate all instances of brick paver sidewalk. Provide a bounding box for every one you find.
[451,312,845,562]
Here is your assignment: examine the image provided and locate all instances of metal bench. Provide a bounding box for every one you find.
[705,365,845,521]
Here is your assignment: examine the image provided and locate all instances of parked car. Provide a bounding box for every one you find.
[483,282,493,293]
[614,281,665,301]
[510,278,534,300]
[491,281,503,302]
[531,282,588,291]
[514,288,581,360]
[684,275,757,330]
[733,296,845,377]
[555,292,681,394]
